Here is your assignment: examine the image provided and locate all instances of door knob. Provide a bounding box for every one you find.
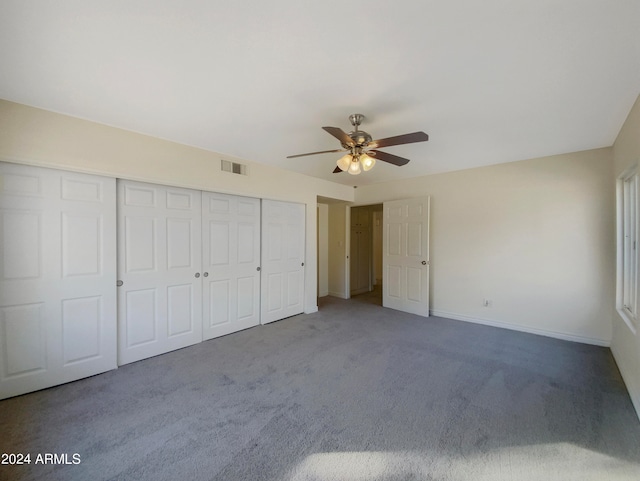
[195,272,200,278]
[257,267,261,271]
[203,272,209,277]
[116,280,123,287]
[301,262,305,266]
[421,260,427,265]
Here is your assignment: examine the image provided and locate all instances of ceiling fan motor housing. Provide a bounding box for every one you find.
[344,113,372,148]
[344,130,372,148]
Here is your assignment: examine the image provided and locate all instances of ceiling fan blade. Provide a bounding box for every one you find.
[287,149,346,159]
[370,131,429,149]
[370,150,410,166]
[333,166,343,173]
[322,126,355,146]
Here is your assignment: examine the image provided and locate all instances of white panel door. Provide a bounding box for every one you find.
[117,181,202,365]
[383,196,430,317]
[261,200,305,324]
[202,192,260,340]
[0,163,116,400]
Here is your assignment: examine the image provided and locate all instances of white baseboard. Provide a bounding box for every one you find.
[328,291,349,299]
[430,309,611,347]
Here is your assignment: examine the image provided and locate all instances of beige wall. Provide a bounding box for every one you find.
[612,94,640,417]
[355,148,615,345]
[0,99,355,314]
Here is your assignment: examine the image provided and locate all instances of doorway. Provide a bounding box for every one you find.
[319,198,430,316]
[350,204,383,305]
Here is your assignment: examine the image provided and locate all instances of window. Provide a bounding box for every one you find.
[617,166,638,331]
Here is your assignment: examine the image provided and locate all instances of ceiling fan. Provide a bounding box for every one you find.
[287,114,429,175]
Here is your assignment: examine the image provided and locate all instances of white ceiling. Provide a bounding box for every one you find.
[1,1,639,186]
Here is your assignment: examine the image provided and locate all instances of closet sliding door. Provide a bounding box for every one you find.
[202,193,261,340]
[0,163,116,400]
[117,181,202,365]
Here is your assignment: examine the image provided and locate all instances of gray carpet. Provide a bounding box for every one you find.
[1,293,639,481]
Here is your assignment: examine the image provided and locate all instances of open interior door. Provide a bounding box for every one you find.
[383,196,430,317]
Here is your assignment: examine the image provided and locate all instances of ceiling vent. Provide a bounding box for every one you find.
[221,159,247,175]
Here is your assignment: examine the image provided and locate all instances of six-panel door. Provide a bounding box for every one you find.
[117,181,203,365]
[261,200,306,324]
[383,196,430,317]
[0,163,117,400]
[202,192,261,340]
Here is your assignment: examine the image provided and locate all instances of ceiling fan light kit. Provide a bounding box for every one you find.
[360,153,376,171]
[347,157,362,175]
[337,153,352,171]
[287,114,429,175]
[338,152,376,175]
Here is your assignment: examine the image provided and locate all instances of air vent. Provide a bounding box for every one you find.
[221,159,247,175]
